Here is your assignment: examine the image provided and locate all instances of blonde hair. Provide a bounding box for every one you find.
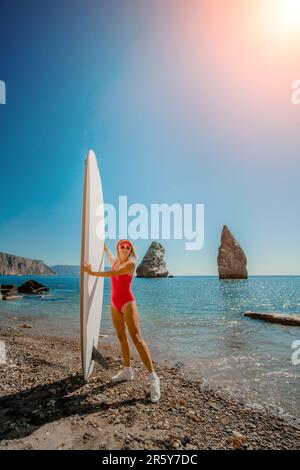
[116,239,137,263]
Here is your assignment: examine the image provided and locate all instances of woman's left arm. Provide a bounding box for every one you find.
[83,261,135,277]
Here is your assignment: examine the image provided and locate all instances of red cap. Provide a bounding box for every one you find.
[118,239,133,249]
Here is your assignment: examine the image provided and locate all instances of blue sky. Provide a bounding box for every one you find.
[0,0,299,275]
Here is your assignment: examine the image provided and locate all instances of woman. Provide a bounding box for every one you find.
[83,239,161,403]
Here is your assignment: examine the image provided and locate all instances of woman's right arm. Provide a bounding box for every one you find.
[104,242,116,266]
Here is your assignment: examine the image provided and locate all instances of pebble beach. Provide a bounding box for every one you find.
[0,326,299,450]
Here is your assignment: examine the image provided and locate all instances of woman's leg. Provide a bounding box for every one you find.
[123,301,154,373]
[110,304,131,367]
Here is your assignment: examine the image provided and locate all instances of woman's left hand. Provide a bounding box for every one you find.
[83,262,92,274]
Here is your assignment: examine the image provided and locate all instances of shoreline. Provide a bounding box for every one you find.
[0,327,299,450]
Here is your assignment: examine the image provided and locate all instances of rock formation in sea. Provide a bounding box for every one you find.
[0,252,54,276]
[17,280,50,294]
[0,284,18,297]
[0,280,49,299]
[136,241,169,278]
[217,225,248,279]
[244,311,300,326]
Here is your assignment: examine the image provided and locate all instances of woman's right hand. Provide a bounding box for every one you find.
[83,263,92,274]
[104,242,108,252]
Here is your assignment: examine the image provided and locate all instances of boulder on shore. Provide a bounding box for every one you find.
[217,225,248,279]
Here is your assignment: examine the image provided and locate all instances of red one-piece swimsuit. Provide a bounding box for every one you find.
[111,260,135,314]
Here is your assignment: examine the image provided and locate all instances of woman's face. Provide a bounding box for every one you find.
[118,242,132,259]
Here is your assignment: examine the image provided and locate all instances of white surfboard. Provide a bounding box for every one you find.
[80,150,108,381]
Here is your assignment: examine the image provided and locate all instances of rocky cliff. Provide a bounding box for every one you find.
[0,252,55,276]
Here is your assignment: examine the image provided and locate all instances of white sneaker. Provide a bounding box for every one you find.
[150,372,161,403]
[112,367,133,383]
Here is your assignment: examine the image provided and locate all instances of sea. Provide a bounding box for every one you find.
[0,274,299,426]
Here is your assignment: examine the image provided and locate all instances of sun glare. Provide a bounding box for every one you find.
[267,0,300,36]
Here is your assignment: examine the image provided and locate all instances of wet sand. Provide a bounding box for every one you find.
[0,326,299,450]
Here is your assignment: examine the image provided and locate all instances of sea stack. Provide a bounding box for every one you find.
[217,225,248,279]
[136,241,169,278]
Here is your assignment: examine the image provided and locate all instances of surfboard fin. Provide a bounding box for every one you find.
[92,346,109,370]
